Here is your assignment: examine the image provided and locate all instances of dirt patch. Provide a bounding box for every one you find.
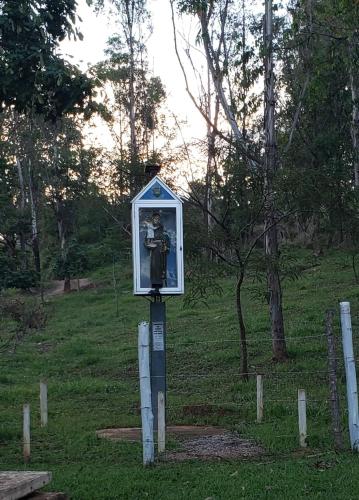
[96,426,264,461]
[44,279,95,297]
[166,433,264,461]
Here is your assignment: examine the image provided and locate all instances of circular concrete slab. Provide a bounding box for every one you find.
[96,425,228,442]
[96,426,264,461]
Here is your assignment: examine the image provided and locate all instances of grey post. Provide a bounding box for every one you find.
[256,374,264,423]
[23,404,30,463]
[138,321,154,465]
[150,297,166,432]
[298,389,307,447]
[340,301,359,451]
[40,380,48,427]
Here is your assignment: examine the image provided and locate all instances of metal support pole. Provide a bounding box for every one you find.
[150,296,166,432]
[340,301,359,451]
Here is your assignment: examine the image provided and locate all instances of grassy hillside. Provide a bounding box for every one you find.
[0,248,359,499]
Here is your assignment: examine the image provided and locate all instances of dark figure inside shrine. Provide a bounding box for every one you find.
[144,212,170,288]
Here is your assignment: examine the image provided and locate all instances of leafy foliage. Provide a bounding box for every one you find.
[0,0,96,119]
[183,258,224,308]
[0,290,47,351]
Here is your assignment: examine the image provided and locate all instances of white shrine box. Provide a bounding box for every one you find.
[131,176,184,295]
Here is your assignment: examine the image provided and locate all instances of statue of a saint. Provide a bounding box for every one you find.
[144,212,170,289]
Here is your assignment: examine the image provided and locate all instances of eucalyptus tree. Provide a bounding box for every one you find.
[309,0,359,188]
[173,0,290,362]
[0,144,27,288]
[94,0,166,196]
[279,0,358,249]
[95,38,165,196]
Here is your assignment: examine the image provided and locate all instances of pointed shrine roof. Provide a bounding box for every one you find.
[131,176,182,203]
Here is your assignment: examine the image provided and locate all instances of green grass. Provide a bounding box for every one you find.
[1,248,359,499]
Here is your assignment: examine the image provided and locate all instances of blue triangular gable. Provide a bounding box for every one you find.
[139,181,176,201]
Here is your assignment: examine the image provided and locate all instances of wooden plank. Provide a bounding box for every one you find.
[0,472,52,500]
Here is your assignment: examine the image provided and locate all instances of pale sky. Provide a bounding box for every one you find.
[60,0,208,185]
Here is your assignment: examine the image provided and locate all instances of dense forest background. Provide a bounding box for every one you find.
[0,0,358,372]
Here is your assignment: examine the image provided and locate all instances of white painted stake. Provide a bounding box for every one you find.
[298,389,307,447]
[340,301,359,451]
[158,391,166,453]
[23,404,30,463]
[40,380,48,427]
[138,321,154,465]
[257,375,264,423]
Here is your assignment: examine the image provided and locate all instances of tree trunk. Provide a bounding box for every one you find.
[198,5,258,170]
[264,0,288,361]
[125,0,139,195]
[55,201,71,293]
[241,0,248,140]
[236,271,249,380]
[204,70,219,248]
[349,31,359,188]
[204,66,214,234]
[52,135,71,294]
[27,158,41,277]
[15,157,27,270]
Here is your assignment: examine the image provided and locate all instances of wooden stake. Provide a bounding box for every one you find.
[23,404,30,463]
[257,375,264,423]
[158,391,165,453]
[325,310,343,450]
[298,389,307,447]
[40,380,48,427]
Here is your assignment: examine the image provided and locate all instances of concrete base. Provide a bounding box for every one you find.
[96,425,228,442]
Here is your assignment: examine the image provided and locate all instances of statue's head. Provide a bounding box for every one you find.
[152,212,161,225]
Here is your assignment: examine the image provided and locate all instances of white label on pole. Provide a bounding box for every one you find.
[152,322,164,351]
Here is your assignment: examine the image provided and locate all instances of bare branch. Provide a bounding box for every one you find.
[103,207,131,237]
[207,245,239,267]
[198,7,261,168]
[283,74,310,154]
[170,0,231,145]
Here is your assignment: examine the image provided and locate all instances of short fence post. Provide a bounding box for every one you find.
[340,301,359,451]
[138,321,154,465]
[298,389,307,447]
[256,375,263,423]
[23,404,31,463]
[158,391,166,453]
[40,380,48,427]
[325,309,343,449]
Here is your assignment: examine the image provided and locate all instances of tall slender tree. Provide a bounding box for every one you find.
[263,0,288,361]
